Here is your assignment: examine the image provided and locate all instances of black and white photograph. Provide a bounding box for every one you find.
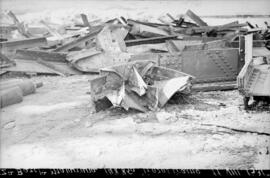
[0,0,269,174]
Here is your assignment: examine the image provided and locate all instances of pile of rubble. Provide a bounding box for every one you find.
[1,10,270,110]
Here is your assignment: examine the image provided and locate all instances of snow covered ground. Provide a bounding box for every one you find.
[0,75,269,168]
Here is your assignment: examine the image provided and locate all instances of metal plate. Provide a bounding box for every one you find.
[130,48,240,83]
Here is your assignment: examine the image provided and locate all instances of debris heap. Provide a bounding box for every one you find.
[1,10,269,109]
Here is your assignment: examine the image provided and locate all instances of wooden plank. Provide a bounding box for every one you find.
[16,49,67,62]
[186,9,208,26]
[53,27,102,52]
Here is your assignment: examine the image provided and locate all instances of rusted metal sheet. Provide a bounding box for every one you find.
[130,48,240,83]
[0,37,47,55]
[89,60,193,112]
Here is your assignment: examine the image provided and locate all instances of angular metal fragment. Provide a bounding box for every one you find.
[154,76,191,107]
[237,35,270,109]
[89,61,193,112]
[129,66,147,96]
[96,25,128,53]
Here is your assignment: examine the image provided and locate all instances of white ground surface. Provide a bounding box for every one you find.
[1,0,270,27]
[0,75,269,168]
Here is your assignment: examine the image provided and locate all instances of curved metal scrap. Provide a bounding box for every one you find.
[89,60,194,112]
